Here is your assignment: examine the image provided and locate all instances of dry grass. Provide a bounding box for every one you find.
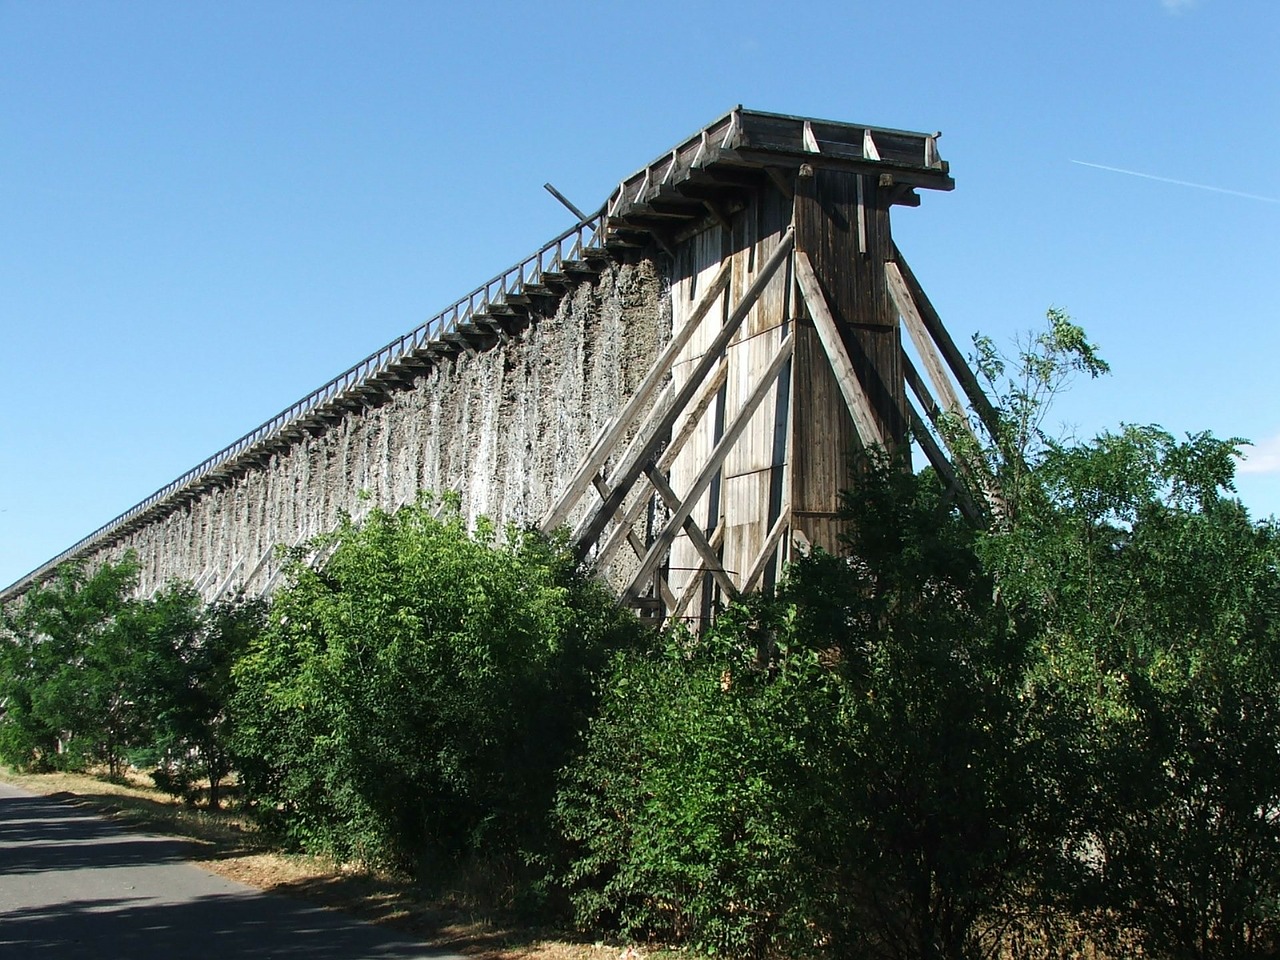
[0,766,654,960]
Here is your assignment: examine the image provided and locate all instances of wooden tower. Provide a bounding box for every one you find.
[541,108,993,625]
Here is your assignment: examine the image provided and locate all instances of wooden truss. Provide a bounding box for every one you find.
[540,185,998,627]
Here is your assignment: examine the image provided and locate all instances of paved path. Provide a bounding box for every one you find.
[0,781,454,959]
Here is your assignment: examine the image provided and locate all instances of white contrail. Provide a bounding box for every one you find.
[1070,160,1280,204]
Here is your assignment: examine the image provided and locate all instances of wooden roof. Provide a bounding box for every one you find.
[605,107,953,247]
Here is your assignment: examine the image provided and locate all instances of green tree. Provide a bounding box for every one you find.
[135,585,265,807]
[985,427,1280,959]
[0,556,138,771]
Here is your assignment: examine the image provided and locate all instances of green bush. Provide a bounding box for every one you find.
[230,496,640,884]
[557,606,824,957]
[558,458,1044,960]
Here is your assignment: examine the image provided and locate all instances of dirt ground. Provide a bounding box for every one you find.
[0,767,649,960]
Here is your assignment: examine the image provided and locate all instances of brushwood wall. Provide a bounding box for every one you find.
[86,256,669,600]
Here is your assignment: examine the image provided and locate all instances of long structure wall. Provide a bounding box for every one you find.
[3,108,962,615]
[96,258,670,600]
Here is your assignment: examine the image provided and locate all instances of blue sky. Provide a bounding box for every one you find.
[2,0,1277,588]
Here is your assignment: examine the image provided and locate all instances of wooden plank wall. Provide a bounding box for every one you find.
[663,169,907,624]
[667,187,794,625]
[792,168,906,553]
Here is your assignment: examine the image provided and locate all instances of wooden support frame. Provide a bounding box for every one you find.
[572,228,795,554]
[591,474,677,610]
[644,464,739,601]
[906,401,984,523]
[211,556,246,602]
[621,332,795,605]
[902,352,943,424]
[594,360,730,571]
[541,257,733,533]
[898,327,1004,523]
[668,523,726,624]
[242,540,279,594]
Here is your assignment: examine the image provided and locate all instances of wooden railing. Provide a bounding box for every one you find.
[1,212,607,600]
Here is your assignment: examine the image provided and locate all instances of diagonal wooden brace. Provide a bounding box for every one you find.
[793,251,885,448]
[740,508,792,594]
[644,463,739,601]
[541,257,733,533]
[890,247,1003,442]
[669,522,726,623]
[591,473,677,609]
[573,229,795,556]
[595,359,730,571]
[621,331,795,604]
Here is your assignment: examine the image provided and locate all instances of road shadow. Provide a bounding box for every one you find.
[0,891,454,960]
[0,791,198,874]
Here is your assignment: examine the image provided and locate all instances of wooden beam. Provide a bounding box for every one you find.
[793,250,884,448]
[573,228,796,554]
[621,332,795,604]
[191,566,217,594]
[595,359,730,570]
[591,474,676,610]
[210,556,246,602]
[886,260,967,421]
[645,464,739,601]
[242,540,278,591]
[907,401,985,524]
[740,508,791,594]
[902,347,1004,522]
[541,257,734,533]
[901,352,943,425]
[890,248,1003,441]
[668,522,726,624]
[701,198,732,231]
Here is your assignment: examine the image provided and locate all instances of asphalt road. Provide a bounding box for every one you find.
[0,781,455,959]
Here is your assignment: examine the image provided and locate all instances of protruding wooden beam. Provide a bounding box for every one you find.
[890,248,1002,441]
[793,250,885,448]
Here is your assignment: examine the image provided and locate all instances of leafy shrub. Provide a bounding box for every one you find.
[150,761,199,805]
[557,606,824,957]
[230,496,640,885]
[559,458,1044,960]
